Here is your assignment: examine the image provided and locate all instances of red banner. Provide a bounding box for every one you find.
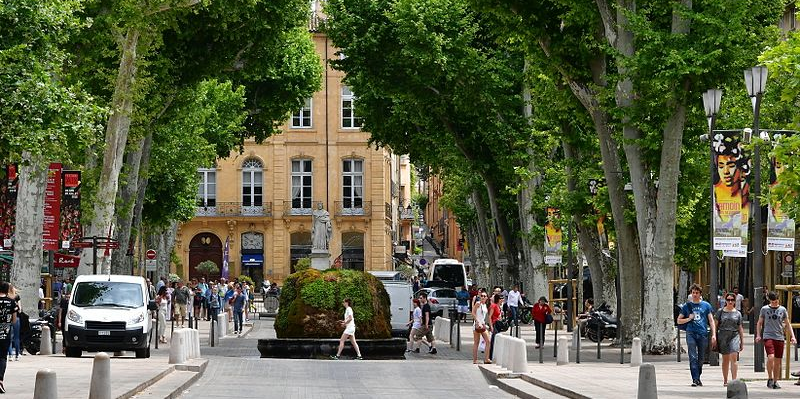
[42,163,62,251]
[0,165,18,249]
[53,252,80,268]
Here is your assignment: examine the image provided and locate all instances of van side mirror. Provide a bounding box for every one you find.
[147,300,157,311]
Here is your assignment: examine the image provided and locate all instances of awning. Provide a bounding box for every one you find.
[242,254,264,267]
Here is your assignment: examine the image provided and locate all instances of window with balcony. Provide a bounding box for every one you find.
[196,168,216,215]
[342,159,363,213]
[291,159,312,210]
[242,159,263,213]
[341,86,362,129]
[291,98,312,128]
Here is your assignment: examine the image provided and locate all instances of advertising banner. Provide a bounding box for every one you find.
[544,207,563,265]
[712,131,750,252]
[60,170,82,248]
[53,252,80,268]
[0,165,17,249]
[42,163,62,251]
[222,236,230,279]
[767,153,795,251]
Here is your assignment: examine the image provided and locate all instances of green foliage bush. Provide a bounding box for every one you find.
[295,257,311,272]
[275,268,391,338]
[237,275,254,286]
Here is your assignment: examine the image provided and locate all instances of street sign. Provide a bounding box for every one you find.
[95,242,120,250]
[146,249,157,260]
[419,259,427,266]
[145,259,156,271]
[71,241,94,249]
[781,271,794,278]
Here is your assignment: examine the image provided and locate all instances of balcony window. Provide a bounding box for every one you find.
[197,168,216,208]
[291,159,312,210]
[341,86,362,129]
[342,159,363,210]
[242,159,263,210]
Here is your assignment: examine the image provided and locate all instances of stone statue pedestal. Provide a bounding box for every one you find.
[309,250,331,270]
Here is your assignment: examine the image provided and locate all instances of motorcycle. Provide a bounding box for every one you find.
[585,303,617,343]
[18,309,57,355]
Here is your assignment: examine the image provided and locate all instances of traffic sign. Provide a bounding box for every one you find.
[146,259,156,271]
[71,241,94,249]
[146,249,157,260]
[419,259,427,265]
[781,271,794,278]
[95,242,120,250]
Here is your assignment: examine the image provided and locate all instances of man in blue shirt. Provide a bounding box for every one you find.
[677,283,717,387]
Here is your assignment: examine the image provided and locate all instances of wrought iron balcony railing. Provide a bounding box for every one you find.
[385,202,392,222]
[195,202,273,217]
[400,207,415,220]
[282,200,323,218]
[334,201,372,217]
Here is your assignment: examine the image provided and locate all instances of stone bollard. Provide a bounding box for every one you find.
[88,352,111,399]
[169,329,187,364]
[34,368,58,399]
[556,336,569,365]
[216,313,227,338]
[509,337,528,373]
[492,334,505,364]
[40,326,53,355]
[631,337,642,367]
[726,379,748,398]
[636,363,657,399]
[191,329,201,359]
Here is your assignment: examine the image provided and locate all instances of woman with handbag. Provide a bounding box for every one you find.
[532,296,552,349]
[488,294,503,359]
[471,292,492,364]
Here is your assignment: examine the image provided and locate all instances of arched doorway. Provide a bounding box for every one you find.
[189,233,223,281]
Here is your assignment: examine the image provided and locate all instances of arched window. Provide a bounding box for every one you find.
[242,159,263,211]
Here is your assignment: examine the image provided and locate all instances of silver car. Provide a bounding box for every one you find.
[415,288,458,318]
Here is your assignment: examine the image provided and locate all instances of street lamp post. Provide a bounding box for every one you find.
[744,65,768,373]
[702,88,722,367]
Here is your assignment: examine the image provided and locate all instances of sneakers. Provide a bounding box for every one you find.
[14,356,18,362]
[696,380,702,387]
[767,379,774,389]
[691,381,698,387]
[405,349,412,353]
[355,356,363,360]
[429,348,437,355]
[0,381,5,393]
[330,355,339,360]
[772,381,781,389]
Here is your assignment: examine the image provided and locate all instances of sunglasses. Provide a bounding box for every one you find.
[480,295,488,298]
[726,298,735,302]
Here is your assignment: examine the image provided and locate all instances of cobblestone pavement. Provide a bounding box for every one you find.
[180,318,514,399]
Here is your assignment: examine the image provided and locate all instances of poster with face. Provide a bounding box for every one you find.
[767,153,795,251]
[712,131,750,255]
[544,207,562,265]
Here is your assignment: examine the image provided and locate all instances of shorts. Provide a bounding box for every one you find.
[344,327,356,336]
[764,339,785,358]
[416,326,433,342]
[175,303,187,317]
[411,327,423,340]
[458,305,469,314]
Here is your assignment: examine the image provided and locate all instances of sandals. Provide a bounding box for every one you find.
[484,360,493,364]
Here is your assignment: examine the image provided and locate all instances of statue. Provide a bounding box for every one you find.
[312,203,332,251]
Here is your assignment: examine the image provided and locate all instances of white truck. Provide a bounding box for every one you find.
[64,275,156,358]
[369,271,413,337]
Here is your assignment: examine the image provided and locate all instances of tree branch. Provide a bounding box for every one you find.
[146,0,201,16]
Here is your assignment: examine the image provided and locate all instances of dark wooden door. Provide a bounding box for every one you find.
[189,233,223,281]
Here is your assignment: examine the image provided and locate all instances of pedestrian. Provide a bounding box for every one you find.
[156,286,169,343]
[56,291,70,354]
[173,281,190,328]
[0,281,19,394]
[406,299,424,352]
[506,284,521,327]
[331,298,363,360]
[732,287,744,313]
[224,282,235,322]
[456,285,469,322]
[7,285,20,361]
[717,289,726,310]
[756,291,797,389]
[208,287,221,321]
[471,291,491,364]
[412,275,420,293]
[488,293,502,359]
[417,292,437,354]
[677,283,716,387]
[230,285,246,334]
[192,287,202,324]
[532,296,552,349]
[714,293,744,386]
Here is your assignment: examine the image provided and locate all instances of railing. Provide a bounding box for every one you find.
[195,202,272,217]
[400,207,415,220]
[385,202,392,223]
[282,200,323,218]
[334,201,372,217]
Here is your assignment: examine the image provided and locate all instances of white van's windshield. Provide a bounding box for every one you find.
[432,264,465,287]
[72,282,143,308]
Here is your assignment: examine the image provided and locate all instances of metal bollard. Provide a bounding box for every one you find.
[456,308,461,352]
[597,322,602,359]
[574,327,581,364]
[154,311,159,350]
[553,322,558,358]
[210,314,216,347]
[676,328,681,362]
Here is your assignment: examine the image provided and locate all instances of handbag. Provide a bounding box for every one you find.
[544,314,554,324]
[495,319,509,332]
[474,324,486,333]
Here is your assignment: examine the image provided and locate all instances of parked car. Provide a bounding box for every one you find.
[414,287,458,318]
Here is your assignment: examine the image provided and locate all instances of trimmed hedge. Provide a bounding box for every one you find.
[274,269,391,339]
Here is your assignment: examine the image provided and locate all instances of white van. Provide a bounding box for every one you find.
[369,271,413,337]
[64,275,156,358]
[428,258,468,289]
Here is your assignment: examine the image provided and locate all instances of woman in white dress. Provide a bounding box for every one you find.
[156,286,169,343]
[332,298,362,360]
[472,291,492,364]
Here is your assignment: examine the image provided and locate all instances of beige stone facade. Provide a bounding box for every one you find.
[175,30,404,284]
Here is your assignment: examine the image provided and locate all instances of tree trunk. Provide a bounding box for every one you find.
[470,190,500,286]
[111,137,145,274]
[464,226,490,288]
[79,28,141,275]
[481,177,517,287]
[11,153,48,316]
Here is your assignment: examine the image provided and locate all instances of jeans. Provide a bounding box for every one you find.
[509,306,519,326]
[8,319,19,356]
[233,309,243,332]
[686,331,708,382]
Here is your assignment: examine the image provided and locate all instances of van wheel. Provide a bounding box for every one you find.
[135,347,150,358]
[65,347,82,358]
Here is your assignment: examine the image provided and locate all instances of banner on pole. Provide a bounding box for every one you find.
[544,207,562,265]
[60,170,82,248]
[42,163,62,251]
[767,149,795,251]
[712,131,751,252]
[222,236,230,279]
